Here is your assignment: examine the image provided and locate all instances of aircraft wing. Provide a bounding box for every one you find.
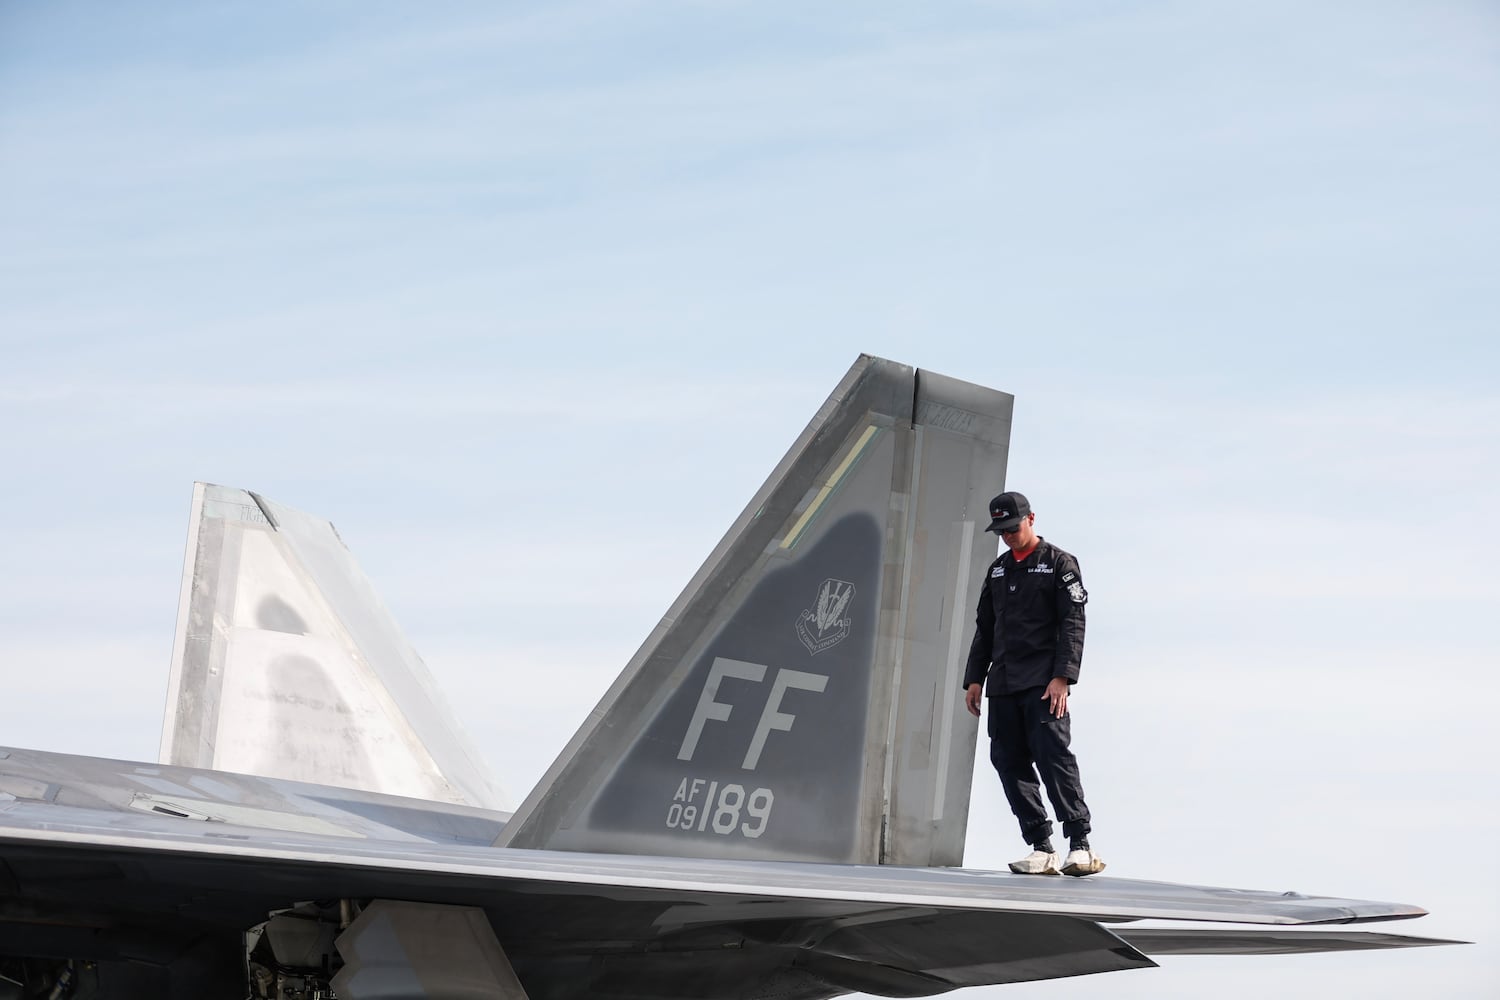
[0,800,1429,925]
[0,782,1452,1000]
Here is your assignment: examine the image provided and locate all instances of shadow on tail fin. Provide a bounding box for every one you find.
[498,355,1013,865]
[160,483,507,810]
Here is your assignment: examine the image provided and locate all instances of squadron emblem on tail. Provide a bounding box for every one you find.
[796,578,855,655]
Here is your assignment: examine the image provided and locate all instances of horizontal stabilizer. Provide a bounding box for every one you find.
[1116,928,1468,956]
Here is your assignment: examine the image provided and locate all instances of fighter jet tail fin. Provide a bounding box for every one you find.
[498,355,1013,864]
[160,483,507,810]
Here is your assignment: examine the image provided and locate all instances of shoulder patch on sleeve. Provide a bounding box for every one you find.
[1062,571,1076,583]
[1066,580,1088,604]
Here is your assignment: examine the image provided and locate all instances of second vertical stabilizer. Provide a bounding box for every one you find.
[160,484,507,810]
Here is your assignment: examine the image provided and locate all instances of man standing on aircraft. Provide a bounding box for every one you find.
[963,491,1104,877]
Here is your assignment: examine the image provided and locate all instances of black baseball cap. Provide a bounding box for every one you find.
[985,491,1031,533]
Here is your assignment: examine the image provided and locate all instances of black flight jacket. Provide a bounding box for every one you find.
[962,537,1088,696]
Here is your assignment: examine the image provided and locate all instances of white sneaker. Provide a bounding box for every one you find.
[1008,849,1060,875]
[1061,848,1106,877]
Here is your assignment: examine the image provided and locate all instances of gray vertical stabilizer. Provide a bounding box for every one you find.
[498,355,1012,865]
[160,483,507,809]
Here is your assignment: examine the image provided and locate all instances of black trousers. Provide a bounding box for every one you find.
[988,687,1091,847]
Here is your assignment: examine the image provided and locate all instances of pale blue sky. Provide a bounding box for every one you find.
[2,2,1497,996]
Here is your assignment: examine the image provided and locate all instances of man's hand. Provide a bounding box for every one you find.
[1042,677,1069,718]
[964,683,983,717]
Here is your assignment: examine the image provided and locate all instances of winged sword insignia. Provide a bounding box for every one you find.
[796,578,855,655]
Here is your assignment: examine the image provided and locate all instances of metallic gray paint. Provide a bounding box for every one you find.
[500,356,1011,868]
[583,513,883,861]
[0,746,1429,930]
[0,747,1437,997]
[1115,928,1467,956]
[161,484,506,809]
[0,355,1457,998]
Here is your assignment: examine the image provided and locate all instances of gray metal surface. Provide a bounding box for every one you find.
[499,356,1011,866]
[0,355,1459,999]
[884,369,1014,865]
[1115,928,1468,956]
[0,746,509,845]
[0,750,1449,998]
[0,745,1449,999]
[0,747,1430,928]
[161,483,505,809]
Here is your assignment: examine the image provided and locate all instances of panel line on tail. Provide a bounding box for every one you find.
[782,423,883,551]
[933,516,977,822]
[877,420,923,857]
